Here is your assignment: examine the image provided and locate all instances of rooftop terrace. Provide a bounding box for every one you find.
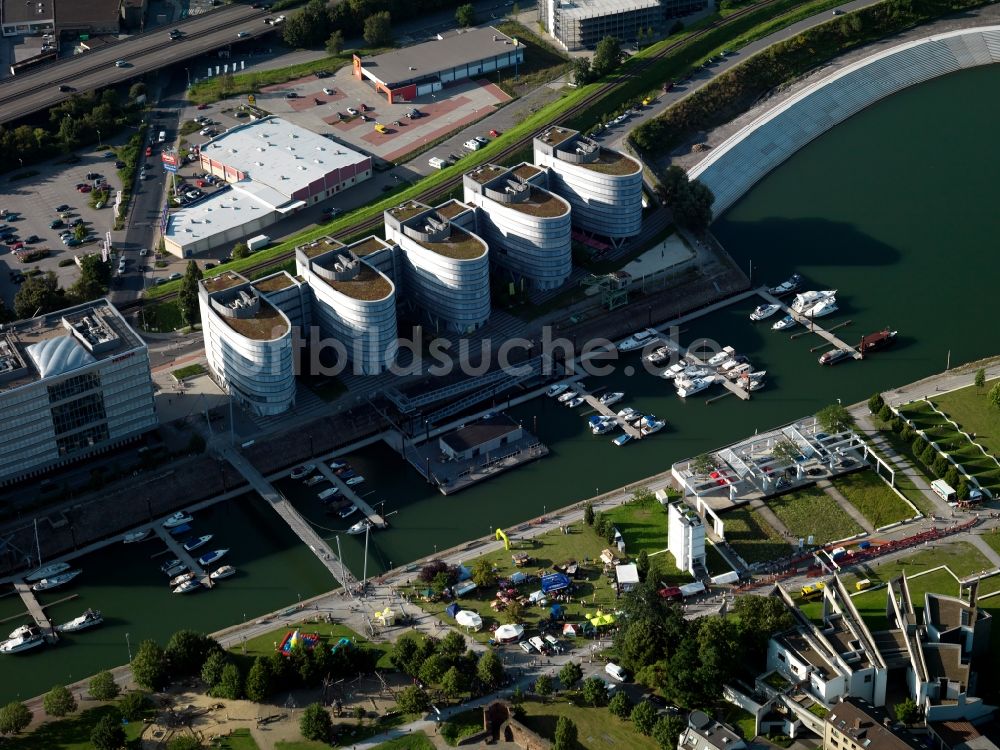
[221,299,289,341]
[416,226,486,260]
[578,149,641,176]
[513,164,542,180]
[436,201,472,220]
[299,237,346,259]
[203,272,246,293]
[318,263,392,301]
[539,126,577,146]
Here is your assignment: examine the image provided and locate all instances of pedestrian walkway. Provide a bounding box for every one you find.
[968,533,1000,569]
[151,525,207,581]
[818,479,875,534]
[12,581,57,643]
[747,498,794,542]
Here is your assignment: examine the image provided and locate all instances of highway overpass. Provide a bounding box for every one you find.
[0,3,276,126]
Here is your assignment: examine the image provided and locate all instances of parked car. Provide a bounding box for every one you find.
[85,172,100,180]
[346,107,358,116]
[56,204,69,212]
[197,103,210,110]
[50,219,63,229]
[59,84,74,92]
[145,145,153,157]
[285,91,297,99]
[489,129,500,137]
[114,160,125,168]
[474,136,489,145]
[463,139,481,151]
[168,272,183,281]
[322,87,335,95]
[24,235,40,244]
[139,248,149,256]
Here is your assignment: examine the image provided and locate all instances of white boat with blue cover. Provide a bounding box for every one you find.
[197,549,229,567]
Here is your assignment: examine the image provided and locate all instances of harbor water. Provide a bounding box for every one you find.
[4,64,1000,702]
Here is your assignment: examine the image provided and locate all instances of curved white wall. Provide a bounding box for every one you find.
[398,236,491,334]
[690,26,1000,215]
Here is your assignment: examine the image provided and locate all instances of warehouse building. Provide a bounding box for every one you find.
[1,0,124,37]
[165,117,372,257]
[352,26,524,103]
[539,0,704,51]
[0,299,157,486]
[462,163,572,291]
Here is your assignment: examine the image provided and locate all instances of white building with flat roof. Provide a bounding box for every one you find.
[667,501,706,577]
[165,116,372,258]
[0,299,157,486]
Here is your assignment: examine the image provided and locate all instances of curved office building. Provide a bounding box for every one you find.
[384,201,491,333]
[199,273,296,416]
[533,126,643,242]
[463,164,572,291]
[295,236,398,375]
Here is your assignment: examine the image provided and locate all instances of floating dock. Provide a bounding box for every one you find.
[314,463,386,527]
[677,347,752,401]
[151,525,207,583]
[13,580,58,643]
[758,289,861,360]
[575,384,645,439]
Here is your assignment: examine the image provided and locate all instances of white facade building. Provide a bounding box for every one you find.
[462,163,572,291]
[0,299,157,486]
[667,501,706,576]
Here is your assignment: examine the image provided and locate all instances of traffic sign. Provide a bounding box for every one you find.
[161,151,179,173]
[248,94,256,106]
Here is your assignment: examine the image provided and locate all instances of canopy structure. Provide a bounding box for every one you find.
[454,580,477,597]
[587,610,616,628]
[446,603,461,618]
[540,572,572,593]
[562,623,577,637]
[509,571,528,585]
[495,623,524,642]
[374,607,396,626]
[550,604,565,620]
[456,610,483,631]
[456,564,472,582]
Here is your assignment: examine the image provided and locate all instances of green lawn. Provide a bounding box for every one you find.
[370,732,436,750]
[768,484,862,544]
[215,729,261,749]
[718,703,757,740]
[188,52,358,104]
[275,742,327,750]
[720,506,791,564]
[831,471,915,528]
[441,707,484,746]
[935,379,1000,461]
[705,543,733,576]
[231,620,394,670]
[870,431,938,515]
[4,706,147,749]
[981,529,1000,558]
[978,593,1000,702]
[519,695,658,750]
[604,494,691,583]
[171,363,205,381]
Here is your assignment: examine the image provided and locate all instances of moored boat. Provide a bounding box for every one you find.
[676,377,714,398]
[750,303,781,321]
[169,571,195,587]
[0,629,44,654]
[173,579,202,594]
[612,433,632,447]
[160,558,182,574]
[707,346,735,367]
[346,475,365,486]
[162,512,193,529]
[24,562,71,582]
[565,396,585,408]
[617,330,657,352]
[183,534,213,553]
[819,348,854,366]
[617,406,638,420]
[791,290,836,313]
[644,345,672,366]
[546,383,570,398]
[772,315,797,331]
[768,273,802,297]
[197,549,229,567]
[31,569,81,592]
[599,391,624,407]
[640,419,666,436]
[329,460,347,470]
[123,529,152,544]
[805,297,838,318]
[661,359,690,379]
[859,328,897,354]
[57,609,103,633]
[347,519,372,535]
[7,624,33,640]
[210,565,236,581]
[339,505,358,519]
[557,390,577,403]
[591,420,617,435]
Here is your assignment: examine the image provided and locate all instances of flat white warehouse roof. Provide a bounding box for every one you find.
[556,0,661,20]
[165,185,279,249]
[199,116,370,199]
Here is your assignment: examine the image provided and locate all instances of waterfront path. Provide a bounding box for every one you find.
[313,461,386,528]
[150,526,207,581]
[12,581,57,643]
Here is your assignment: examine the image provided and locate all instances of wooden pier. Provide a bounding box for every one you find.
[13,580,58,643]
[314,463,387,528]
[758,289,862,360]
[151,525,208,583]
[678,347,751,401]
[575,385,644,439]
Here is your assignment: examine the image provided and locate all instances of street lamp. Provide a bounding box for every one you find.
[96,128,102,148]
[125,632,132,661]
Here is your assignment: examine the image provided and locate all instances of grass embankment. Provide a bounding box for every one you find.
[768,484,862,544]
[936,378,1000,460]
[519,695,660,750]
[3,705,148,750]
[830,470,914,528]
[370,733,436,750]
[216,730,262,750]
[441,708,484,746]
[721,506,790,564]
[187,53,361,105]
[494,21,570,97]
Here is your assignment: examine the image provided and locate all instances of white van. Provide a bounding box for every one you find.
[463,139,481,151]
[318,487,339,500]
[428,156,447,169]
[605,662,628,682]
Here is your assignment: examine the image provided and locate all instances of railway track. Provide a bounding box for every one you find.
[124,0,794,314]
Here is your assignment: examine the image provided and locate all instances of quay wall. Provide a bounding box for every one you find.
[690,26,1000,214]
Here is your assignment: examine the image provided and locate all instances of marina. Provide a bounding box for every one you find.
[575,384,644,440]
[757,288,862,360]
[313,461,387,525]
[151,525,207,583]
[12,580,58,644]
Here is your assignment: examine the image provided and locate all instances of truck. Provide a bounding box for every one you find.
[428,156,448,170]
[247,234,270,252]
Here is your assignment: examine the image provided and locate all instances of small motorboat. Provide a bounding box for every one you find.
[57,609,103,633]
[31,569,82,592]
[772,315,797,331]
[750,303,781,321]
[197,549,229,567]
[644,346,672,366]
[599,391,624,407]
[768,273,802,297]
[123,529,152,544]
[612,433,632,447]
[725,363,753,381]
[677,377,714,398]
[661,359,690,379]
[617,406,638,420]
[336,468,356,479]
[346,475,365,486]
[747,378,765,392]
[805,297,838,318]
[210,565,236,581]
[546,383,570,398]
[173,579,202,595]
[0,629,44,654]
[164,562,187,578]
[591,420,617,435]
[24,562,70,582]
[289,464,316,480]
[168,523,192,537]
[339,505,358,519]
[720,356,749,372]
[169,571,195,587]
[565,396,585,408]
[641,419,666,436]
[347,519,372,535]
[819,348,854,366]
[707,346,735,367]
[557,390,577,403]
[160,558,182,574]
[183,534,213,553]
[791,290,836,313]
[162,512,193,529]
[329,460,347,470]
[7,625,33,640]
[617,330,657,352]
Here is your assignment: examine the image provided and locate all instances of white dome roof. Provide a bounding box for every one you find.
[26,335,95,379]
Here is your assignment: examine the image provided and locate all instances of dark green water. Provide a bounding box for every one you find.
[6,64,1000,703]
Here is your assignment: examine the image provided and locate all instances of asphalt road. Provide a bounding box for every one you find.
[0,3,273,126]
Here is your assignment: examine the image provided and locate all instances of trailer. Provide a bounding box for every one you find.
[247,234,271,252]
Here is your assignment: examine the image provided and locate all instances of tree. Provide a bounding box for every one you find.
[441,666,468,699]
[816,403,854,433]
[868,393,885,414]
[636,549,650,582]
[957,477,970,500]
[553,716,578,750]
[631,699,657,735]
[455,3,475,26]
[584,502,595,526]
[117,691,150,721]
[920,442,937,468]
[439,631,466,661]
[975,368,986,391]
[325,29,345,56]
[534,674,553,701]
[895,697,919,724]
[591,36,622,78]
[177,261,204,329]
[167,738,204,750]
[932,453,949,478]
[471,557,497,588]
[988,382,1000,410]
[363,11,391,46]
[691,453,716,476]
[43,685,77,717]
[283,0,333,48]
[90,712,126,750]
[571,57,592,86]
[731,596,793,670]
[14,270,64,319]
[671,178,714,231]
[166,630,217,677]
[477,650,505,691]
[245,656,273,703]
[300,703,332,742]
[608,689,632,718]
[390,634,423,677]
[0,701,31,735]
[653,715,687,750]
[90,671,120,701]
[131,640,169,691]
[128,82,146,99]
[71,253,111,302]
[878,404,893,423]
[396,685,430,713]
[771,438,800,465]
[581,676,607,707]
[594,512,610,538]
[419,653,449,686]
[559,661,583,690]
[201,650,228,688]
[213,663,243,700]
[231,241,250,260]
[912,436,927,458]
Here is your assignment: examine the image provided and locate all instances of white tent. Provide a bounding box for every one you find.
[494,623,524,643]
[456,610,483,631]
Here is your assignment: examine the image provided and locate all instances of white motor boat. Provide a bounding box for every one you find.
[0,629,44,654]
[641,419,666,436]
[599,391,624,407]
[791,290,836,313]
[725,362,752,380]
[210,565,236,581]
[617,406,638,420]
[661,359,690,379]
[339,505,358,519]
[329,460,347,470]
[160,557,182,574]
[183,534,213,553]
[644,346,672,366]
[24,562,70,582]
[683,366,713,379]
[677,377,714,398]
[347,519,372,535]
[557,390,577,403]
[31,569,81,592]
[546,383,570,398]
[747,378,766,392]
[750,303,781,321]
[7,624,33,640]
[346,475,365,486]
[819,348,853,365]
[565,396,585,408]
[162,512,193,529]
[197,549,229,567]
[123,529,152,544]
[591,420,617,435]
[289,463,316,480]
[772,315,797,331]
[617,330,657,352]
[169,571,195,587]
[173,579,202,594]
[57,609,103,633]
[805,297,838,318]
[719,356,749,372]
[707,346,735,367]
[612,433,632,447]
[769,273,802,297]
